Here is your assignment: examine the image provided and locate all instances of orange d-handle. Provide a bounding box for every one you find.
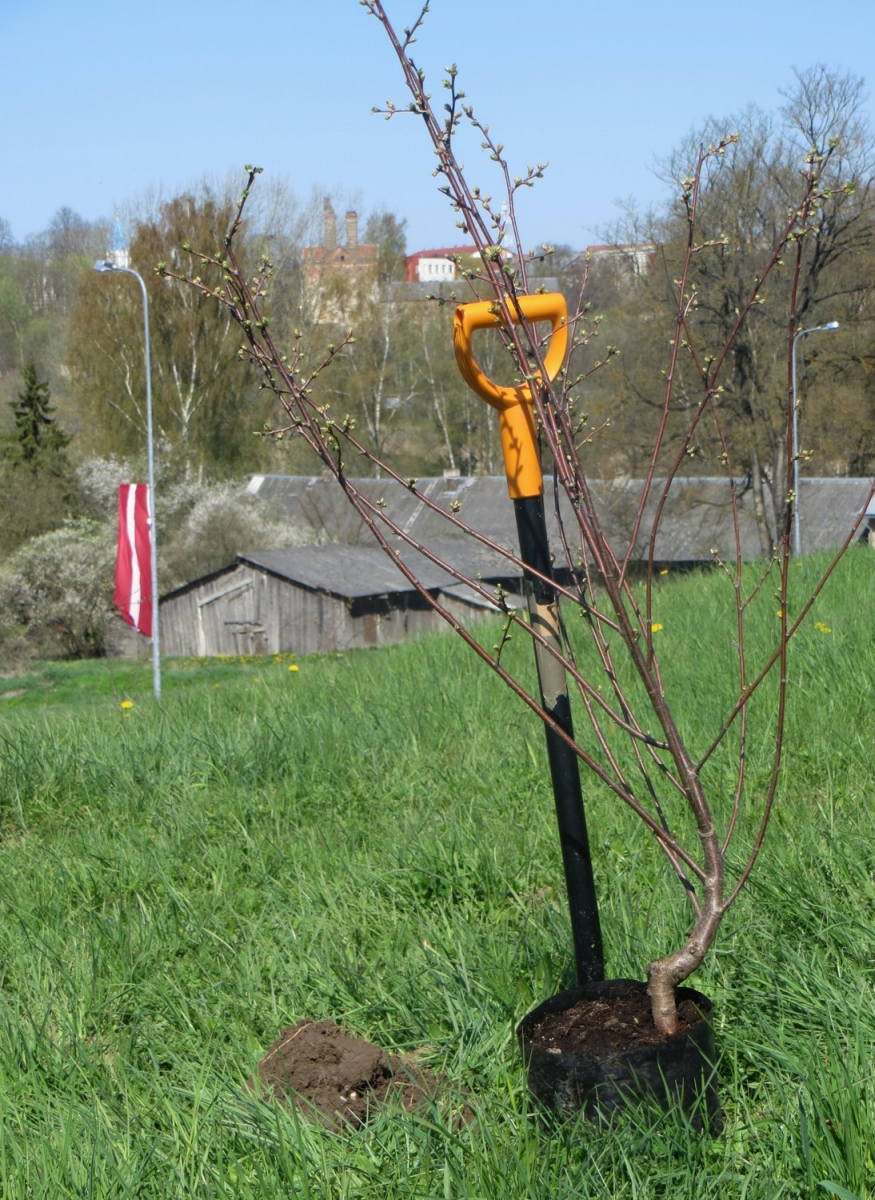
[453,293,568,499]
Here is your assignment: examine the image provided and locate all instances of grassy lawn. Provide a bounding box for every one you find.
[1,552,874,1197]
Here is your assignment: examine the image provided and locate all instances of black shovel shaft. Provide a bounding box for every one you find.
[514,495,604,984]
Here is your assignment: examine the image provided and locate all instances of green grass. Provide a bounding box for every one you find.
[1,551,874,1197]
[0,650,303,714]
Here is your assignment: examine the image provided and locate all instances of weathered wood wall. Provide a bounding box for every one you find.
[159,564,475,658]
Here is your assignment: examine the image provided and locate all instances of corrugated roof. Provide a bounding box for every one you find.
[798,478,873,551]
[162,474,873,604]
[247,473,874,562]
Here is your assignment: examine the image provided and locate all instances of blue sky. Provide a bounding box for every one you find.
[3,0,875,253]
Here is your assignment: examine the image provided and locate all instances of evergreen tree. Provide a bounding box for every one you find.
[0,361,77,560]
[6,360,70,465]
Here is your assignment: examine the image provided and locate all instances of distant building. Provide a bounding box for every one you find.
[557,242,656,304]
[406,246,478,283]
[302,199,379,322]
[242,473,874,564]
[583,243,656,277]
[405,245,516,285]
[107,216,130,270]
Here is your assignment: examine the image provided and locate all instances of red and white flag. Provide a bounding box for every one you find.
[115,483,153,638]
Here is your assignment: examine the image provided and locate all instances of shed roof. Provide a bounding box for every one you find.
[239,537,519,601]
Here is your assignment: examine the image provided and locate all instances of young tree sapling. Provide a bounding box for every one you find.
[162,2,875,1035]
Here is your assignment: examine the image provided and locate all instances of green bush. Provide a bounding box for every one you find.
[0,519,114,659]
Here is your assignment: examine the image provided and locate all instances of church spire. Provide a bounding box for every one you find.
[108,215,129,269]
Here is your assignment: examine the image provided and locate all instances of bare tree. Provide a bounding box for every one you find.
[69,186,265,477]
[609,70,875,552]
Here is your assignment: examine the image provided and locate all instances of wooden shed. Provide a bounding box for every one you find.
[159,540,523,658]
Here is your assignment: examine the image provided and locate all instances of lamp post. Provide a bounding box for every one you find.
[792,320,839,557]
[94,259,161,699]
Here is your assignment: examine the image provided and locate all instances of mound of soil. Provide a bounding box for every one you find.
[248,1018,438,1128]
[526,990,706,1056]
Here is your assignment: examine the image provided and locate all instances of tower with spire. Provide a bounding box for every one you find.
[108,216,130,269]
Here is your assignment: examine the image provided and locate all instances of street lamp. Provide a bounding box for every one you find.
[94,259,161,699]
[792,320,840,557]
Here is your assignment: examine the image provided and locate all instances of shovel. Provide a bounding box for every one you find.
[453,293,603,984]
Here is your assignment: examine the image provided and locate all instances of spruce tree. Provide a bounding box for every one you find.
[0,361,77,558]
[6,360,69,465]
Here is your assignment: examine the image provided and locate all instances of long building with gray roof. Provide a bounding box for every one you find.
[159,474,874,658]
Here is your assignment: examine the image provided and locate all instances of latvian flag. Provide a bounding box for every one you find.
[115,483,153,638]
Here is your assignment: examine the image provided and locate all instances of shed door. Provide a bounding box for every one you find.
[226,622,269,656]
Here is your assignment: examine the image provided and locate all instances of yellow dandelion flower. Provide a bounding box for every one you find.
[814,621,832,634]
[651,623,664,633]
[288,664,299,672]
[659,568,669,576]
[120,700,133,710]
[775,609,783,618]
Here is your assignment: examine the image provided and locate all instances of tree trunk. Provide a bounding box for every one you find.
[646,903,723,1035]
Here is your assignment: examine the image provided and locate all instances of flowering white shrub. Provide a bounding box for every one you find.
[0,520,115,658]
[75,455,136,520]
[158,479,311,591]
